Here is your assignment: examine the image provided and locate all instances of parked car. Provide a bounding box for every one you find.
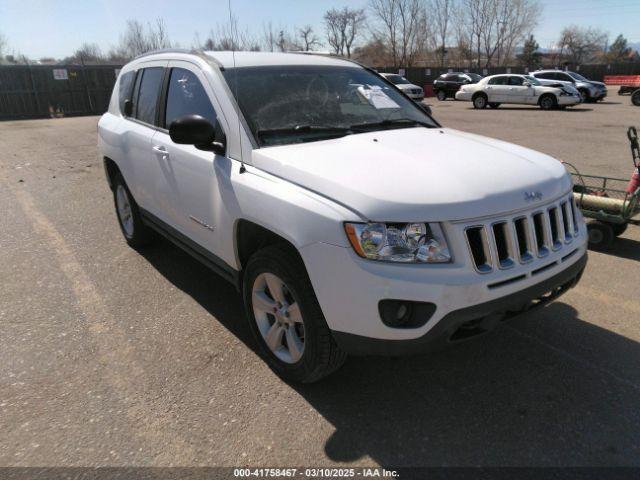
[379,73,424,101]
[531,70,607,102]
[455,74,582,109]
[98,50,587,382]
[433,72,483,100]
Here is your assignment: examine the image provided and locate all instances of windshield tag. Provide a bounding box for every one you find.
[357,85,400,109]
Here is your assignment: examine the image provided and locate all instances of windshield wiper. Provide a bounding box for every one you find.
[256,125,353,139]
[349,118,433,132]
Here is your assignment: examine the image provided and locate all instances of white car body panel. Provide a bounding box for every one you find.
[98,51,587,347]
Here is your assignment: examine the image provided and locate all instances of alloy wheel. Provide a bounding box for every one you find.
[252,272,305,364]
[115,184,134,238]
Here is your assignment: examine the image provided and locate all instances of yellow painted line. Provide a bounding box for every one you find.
[5,181,199,464]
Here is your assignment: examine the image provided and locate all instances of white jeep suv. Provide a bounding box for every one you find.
[98,50,588,382]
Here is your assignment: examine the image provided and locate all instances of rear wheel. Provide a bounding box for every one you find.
[579,89,590,102]
[488,102,500,109]
[243,244,347,383]
[632,89,640,106]
[436,90,447,101]
[587,221,614,250]
[539,94,557,110]
[112,173,153,248]
[473,94,487,109]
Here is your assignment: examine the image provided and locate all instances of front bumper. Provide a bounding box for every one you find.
[405,92,425,101]
[558,94,582,106]
[332,252,586,355]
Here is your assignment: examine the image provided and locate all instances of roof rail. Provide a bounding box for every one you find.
[133,48,194,61]
[131,48,225,69]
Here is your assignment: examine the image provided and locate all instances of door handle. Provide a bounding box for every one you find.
[152,145,169,159]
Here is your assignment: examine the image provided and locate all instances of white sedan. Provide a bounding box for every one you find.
[455,74,581,110]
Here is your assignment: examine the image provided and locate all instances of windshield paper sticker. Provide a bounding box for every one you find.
[358,85,400,109]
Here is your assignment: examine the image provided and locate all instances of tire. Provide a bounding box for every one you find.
[436,90,447,101]
[579,89,590,103]
[632,90,640,106]
[587,221,614,251]
[539,94,557,110]
[242,244,347,383]
[472,94,487,109]
[112,172,153,248]
[612,223,628,237]
[488,102,500,109]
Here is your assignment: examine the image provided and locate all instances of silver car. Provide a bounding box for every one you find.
[531,70,607,102]
[380,73,425,101]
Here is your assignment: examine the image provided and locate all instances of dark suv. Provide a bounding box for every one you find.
[433,72,483,100]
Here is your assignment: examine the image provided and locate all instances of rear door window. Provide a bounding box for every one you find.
[164,68,217,128]
[488,76,508,85]
[135,67,164,125]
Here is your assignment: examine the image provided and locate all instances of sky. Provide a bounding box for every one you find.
[0,0,639,59]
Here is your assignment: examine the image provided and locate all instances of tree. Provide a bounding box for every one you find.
[458,0,540,67]
[0,32,6,62]
[299,25,321,51]
[201,16,261,51]
[64,43,105,64]
[431,0,453,67]
[518,34,540,66]
[558,25,607,64]
[324,7,366,58]
[368,0,427,67]
[607,34,631,63]
[116,18,173,60]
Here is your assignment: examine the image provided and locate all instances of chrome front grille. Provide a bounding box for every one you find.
[465,194,580,274]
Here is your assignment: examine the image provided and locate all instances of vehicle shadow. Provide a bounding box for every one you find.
[599,237,640,262]
[140,238,640,467]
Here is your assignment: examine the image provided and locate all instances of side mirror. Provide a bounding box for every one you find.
[523,82,531,87]
[169,114,226,155]
[123,99,133,117]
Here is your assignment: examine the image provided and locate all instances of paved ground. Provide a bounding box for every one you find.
[1,97,640,468]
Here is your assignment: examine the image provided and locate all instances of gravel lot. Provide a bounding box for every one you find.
[1,97,639,468]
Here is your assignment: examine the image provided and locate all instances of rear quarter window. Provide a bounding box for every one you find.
[118,71,135,115]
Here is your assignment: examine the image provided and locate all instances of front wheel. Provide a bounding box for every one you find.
[473,94,487,109]
[243,244,347,383]
[436,90,447,101]
[632,90,640,106]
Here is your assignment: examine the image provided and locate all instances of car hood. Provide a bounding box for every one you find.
[250,127,571,222]
[396,83,421,90]
[588,80,606,88]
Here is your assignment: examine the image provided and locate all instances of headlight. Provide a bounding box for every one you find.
[344,222,451,263]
